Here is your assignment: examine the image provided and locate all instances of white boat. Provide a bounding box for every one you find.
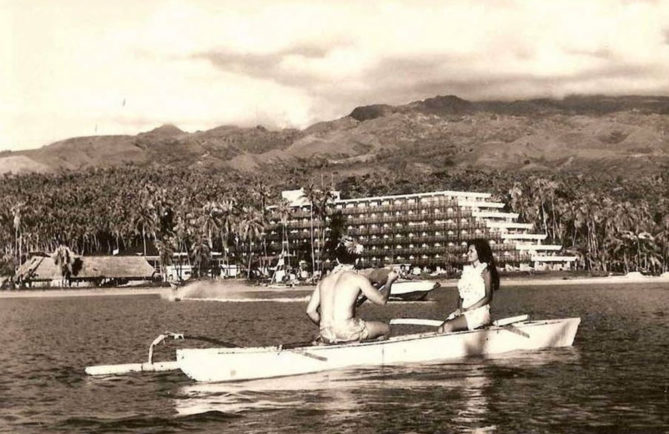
[389,279,439,301]
[176,317,580,383]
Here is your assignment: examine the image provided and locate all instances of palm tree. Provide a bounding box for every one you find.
[314,188,335,273]
[218,198,237,277]
[301,184,319,274]
[276,198,293,266]
[199,201,221,249]
[190,236,211,278]
[655,213,669,272]
[155,235,175,282]
[10,202,24,266]
[132,204,157,257]
[52,244,76,286]
[251,180,272,259]
[238,206,265,279]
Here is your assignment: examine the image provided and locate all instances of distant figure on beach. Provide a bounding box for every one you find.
[306,236,399,344]
[438,239,500,333]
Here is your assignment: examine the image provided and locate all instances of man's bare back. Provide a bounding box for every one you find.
[306,268,398,343]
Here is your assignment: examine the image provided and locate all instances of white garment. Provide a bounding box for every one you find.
[464,304,491,330]
[457,263,488,309]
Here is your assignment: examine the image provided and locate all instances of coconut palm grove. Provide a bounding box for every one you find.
[1,163,668,283]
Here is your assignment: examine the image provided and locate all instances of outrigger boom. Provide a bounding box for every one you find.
[85,332,184,376]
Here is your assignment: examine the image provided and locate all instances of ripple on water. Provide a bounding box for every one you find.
[0,283,668,433]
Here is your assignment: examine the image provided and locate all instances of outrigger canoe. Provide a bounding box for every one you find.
[182,316,579,382]
[85,316,580,383]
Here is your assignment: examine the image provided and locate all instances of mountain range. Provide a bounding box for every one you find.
[2,94,669,178]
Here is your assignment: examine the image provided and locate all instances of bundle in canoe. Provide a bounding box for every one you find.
[86,316,580,383]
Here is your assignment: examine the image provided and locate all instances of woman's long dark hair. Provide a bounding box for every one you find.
[468,239,500,291]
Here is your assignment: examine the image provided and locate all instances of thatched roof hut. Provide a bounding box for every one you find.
[16,255,157,284]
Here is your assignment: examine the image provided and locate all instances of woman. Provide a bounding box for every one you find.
[438,239,500,333]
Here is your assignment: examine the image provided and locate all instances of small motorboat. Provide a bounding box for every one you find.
[389,280,440,301]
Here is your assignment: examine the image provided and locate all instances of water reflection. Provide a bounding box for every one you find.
[173,347,581,430]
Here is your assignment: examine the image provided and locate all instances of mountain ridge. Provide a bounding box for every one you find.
[2,94,669,177]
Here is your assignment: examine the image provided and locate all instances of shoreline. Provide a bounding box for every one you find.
[1,273,668,299]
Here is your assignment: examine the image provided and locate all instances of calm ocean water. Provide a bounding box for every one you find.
[0,282,668,433]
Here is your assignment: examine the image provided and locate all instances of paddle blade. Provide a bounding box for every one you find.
[85,361,179,376]
[390,318,443,327]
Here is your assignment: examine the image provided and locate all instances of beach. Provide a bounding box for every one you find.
[2,273,668,299]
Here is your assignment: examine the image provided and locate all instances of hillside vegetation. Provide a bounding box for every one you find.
[2,95,668,177]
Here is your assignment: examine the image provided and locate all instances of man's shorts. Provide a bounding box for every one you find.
[463,304,491,331]
[320,318,369,344]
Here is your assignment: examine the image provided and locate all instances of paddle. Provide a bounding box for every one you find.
[356,268,395,307]
[389,314,531,337]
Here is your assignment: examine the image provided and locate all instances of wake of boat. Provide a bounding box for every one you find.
[163,279,310,302]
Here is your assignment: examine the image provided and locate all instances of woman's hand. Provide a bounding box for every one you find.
[446,308,462,320]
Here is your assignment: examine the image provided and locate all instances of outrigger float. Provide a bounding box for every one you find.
[85,315,580,383]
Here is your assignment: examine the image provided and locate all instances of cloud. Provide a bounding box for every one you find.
[3,0,669,150]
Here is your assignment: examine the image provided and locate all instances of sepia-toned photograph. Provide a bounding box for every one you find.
[1,1,668,432]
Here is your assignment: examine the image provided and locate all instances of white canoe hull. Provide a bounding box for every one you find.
[177,317,580,383]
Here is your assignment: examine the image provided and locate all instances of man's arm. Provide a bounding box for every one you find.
[306,284,321,325]
[358,271,399,305]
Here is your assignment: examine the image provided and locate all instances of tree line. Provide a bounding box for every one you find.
[1,164,667,279]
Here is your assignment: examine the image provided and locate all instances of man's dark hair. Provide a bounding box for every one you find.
[333,242,358,266]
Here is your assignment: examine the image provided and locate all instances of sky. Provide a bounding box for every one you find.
[2,0,669,151]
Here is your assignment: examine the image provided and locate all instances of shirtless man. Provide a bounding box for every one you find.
[306,238,399,344]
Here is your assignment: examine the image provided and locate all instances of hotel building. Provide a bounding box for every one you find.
[265,189,576,273]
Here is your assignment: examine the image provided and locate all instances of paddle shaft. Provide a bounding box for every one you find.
[390,314,530,328]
